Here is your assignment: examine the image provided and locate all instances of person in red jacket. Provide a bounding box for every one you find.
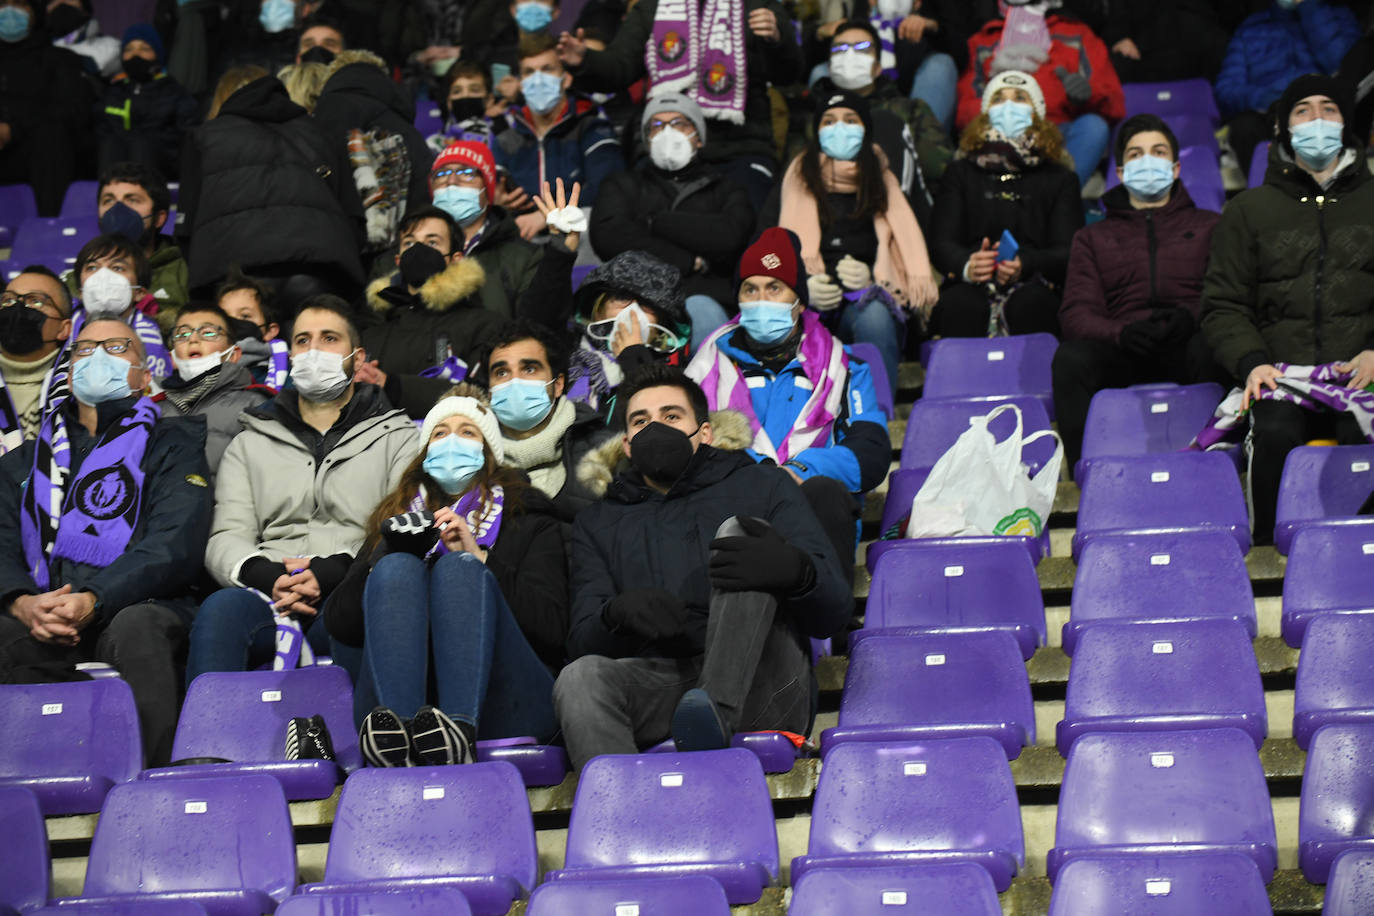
[1051,114,1228,470]
[955,0,1124,187]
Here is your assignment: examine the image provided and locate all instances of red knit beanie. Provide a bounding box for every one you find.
[431,141,497,201]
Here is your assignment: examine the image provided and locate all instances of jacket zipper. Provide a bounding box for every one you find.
[1145,211,1158,308]
[1314,195,1327,357]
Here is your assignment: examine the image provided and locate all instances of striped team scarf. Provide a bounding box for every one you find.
[645,0,748,125]
[686,309,847,464]
[408,484,505,558]
[1192,363,1374,451]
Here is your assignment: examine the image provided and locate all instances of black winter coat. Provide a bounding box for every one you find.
[98,72,198,163]
[0,33,94,145]
[590,159,755,306]
[0,397,211,622]
[567,446,851,661]
[177,76,365,291]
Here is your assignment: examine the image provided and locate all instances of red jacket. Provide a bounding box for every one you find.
[956,15,1125,131]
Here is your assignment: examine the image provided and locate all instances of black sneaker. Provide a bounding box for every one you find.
[672,688,732,752]
[359,707,414,767]
[409,706,474,766]
[285,714,336,762]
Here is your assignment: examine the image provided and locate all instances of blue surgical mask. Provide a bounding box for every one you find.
[818,122,865,161]
[1121,154,1175,202]
[72,347,135,405]
[0,5,30,42]
[432,185,484,227]
[988,100,1034,140]
[259,0,295,33]
[423,435,487,495]
[514,1,554,32]
[490,378,554,431]
[1290,118,1345,171]
[521,70,564,116]
[737,300,798,346]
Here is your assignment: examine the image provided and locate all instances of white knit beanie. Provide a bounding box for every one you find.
[419,396,504,463]
[982,70,1047,119]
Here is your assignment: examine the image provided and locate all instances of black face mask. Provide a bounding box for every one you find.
[300,45,336,65]
[98,201,150,245]
[0,306,50,356]
[629,421,698,484]
[399,243,450,290]
[123,55,157,83]
[47,4,90,37]
[449,97,486,123]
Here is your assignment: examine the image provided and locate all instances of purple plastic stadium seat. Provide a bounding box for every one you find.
[921,334,1058,418]
[1177,148,1226,213]
[823,632,1034,759]
[848,341,893,419]
[1299,724,1374,883]
[1294,615,1374,750]
[1057,619,1266,755]
[59,180,99,218]
[1048,728,1277,883]
[900,396,1051,472]
[0,183,38,248]
[547,748,778,905]
[527,876,731,915]
[1048,853,1272,916]
[278,889,472,916]
[474,737,569,786]
[644,731,802,773]
[141,667,361,800]
[1249,142,1270,188]
[1076,383,1225,483]
[789,863,1002,916]
[1063,531,1255,656]
[862,539,1045,659]
[1281,522,1374,648]
[52,774,296,916]
[1273,445,1374,555]
[1123,80,1221,125]
[10,216,89,271]
[570,263,594,291]
[1071,451,1249,560]
[413,102,444,137]
[301,762,536,916]
[0,679,141,816]
[33,905,208,915]
[792,738,1025,891]
[1324,849,1374,916]
[0,786,48,916]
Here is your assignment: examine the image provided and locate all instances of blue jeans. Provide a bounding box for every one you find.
[1060,113,1110,188]
[186,587,332,686]
[836,295,900,398]
[909,52,957,134]
[685,294,731,351]
[358,551,557,742]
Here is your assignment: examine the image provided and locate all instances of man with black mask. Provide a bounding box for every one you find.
[96,25,197,181]
[553,365,851,770]
[0,266,73,452]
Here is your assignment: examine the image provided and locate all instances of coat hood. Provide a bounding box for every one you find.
[573,250,689,330]
[318,50,415,122]
[365,256,487,315]
[220,75,307,123]
[575,408,754,498]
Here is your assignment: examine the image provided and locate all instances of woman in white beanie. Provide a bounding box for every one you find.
[322,383,569,768]
[927,69,1083,340]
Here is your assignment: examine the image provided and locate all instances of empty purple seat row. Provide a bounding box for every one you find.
[789,863,1002,916]
[1282,523,1374,648]
[1049,853,1272,916]
[1076,383,1225,484]
[921,334,1058,419]
[1123,79,1221,126]
[1274,445,1374,555]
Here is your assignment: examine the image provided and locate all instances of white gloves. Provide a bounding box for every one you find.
[807,273,844,310]
[836,255,873,291]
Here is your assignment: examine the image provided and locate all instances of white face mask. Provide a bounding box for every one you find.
[82,267,134,318]
[649,127,695,171]
[173,347,231,382]
[291,347,356,403]
[830,50,875,91]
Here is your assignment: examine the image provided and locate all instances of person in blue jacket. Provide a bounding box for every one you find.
[1215,0,1360,179]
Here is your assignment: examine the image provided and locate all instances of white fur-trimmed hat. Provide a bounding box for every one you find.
[982,70,1046,119]
[420,395,504,463]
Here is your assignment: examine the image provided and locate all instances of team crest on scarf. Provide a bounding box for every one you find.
[645,0,747,124]
[704,61,733,95]
[75,465,137,520]
[658,30,686,62]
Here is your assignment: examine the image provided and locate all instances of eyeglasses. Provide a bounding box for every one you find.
[431,166,485,186]
[646,116,696,138]
[171,324,228,343]
[831,40,874,55]
[0,292,62,315]
[585,315,682,354]
[72,338,134,357]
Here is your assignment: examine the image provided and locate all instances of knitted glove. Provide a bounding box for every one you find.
[1055,66,1092,106]
[709,516,815,595]
[836,255,873,291]
[381,511,439,557]
[991,43,1048,75]
[807,273,844,310]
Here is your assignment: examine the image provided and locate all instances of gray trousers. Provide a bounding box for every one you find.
[553,517,813,771]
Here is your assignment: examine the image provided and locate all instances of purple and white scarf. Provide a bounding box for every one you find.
[686,309,848,464]
[21,396,159,589]
[418,354,469,384]
[410,484,505,559]
[1191,362,1374,451]
[646,0,748,125]
[265,339,290,390]
[0,372,24,455]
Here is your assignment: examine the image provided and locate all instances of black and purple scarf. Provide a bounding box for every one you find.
[410,484,505,559]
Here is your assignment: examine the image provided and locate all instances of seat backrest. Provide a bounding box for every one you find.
[1123,79,1220,124]
[83,774,296,901]
[10,216,91,268]
[0,183,38,232]
[564,748,778,881]
[1299,724,1374,866]
[175,667,362,770]
[60,180,100,218]
[1249,142,1270,188]
[807,739,1023,864]
[323,762,537,892]
[1294,614,1374,747]
[921,334,1057,405]
[0,680,142,793]
[1324,849,1374,916]
[277,888,473,915]
[1277,445,1374,527]
[0,786,48,912]
[790,862,1002,916]
[527,876,730,915]
[901,396,1050,471]
[1080,384,1225,467]
[847,341,893,419]
[1048,853,1271,916]
[1283,523,1374,616]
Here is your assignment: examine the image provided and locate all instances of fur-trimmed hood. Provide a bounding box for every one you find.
[365,257,486,315]
[322,49,388,81]
[575,408,754,498]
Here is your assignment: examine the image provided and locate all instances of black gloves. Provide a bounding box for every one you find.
[1154,307,1195,346]
[1119,319,1167,356]
[1055,66,1092,106]
[1119,308,1196,356]
[709,516,816,595]
[602,587,692,643]
[382,511,439,557]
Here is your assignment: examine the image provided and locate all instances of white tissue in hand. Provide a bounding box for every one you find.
[545,206,588,234]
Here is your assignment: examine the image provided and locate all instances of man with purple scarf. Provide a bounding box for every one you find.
[0,318,212,767]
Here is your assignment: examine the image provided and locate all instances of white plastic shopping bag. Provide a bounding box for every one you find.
[905,402,1063,539]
